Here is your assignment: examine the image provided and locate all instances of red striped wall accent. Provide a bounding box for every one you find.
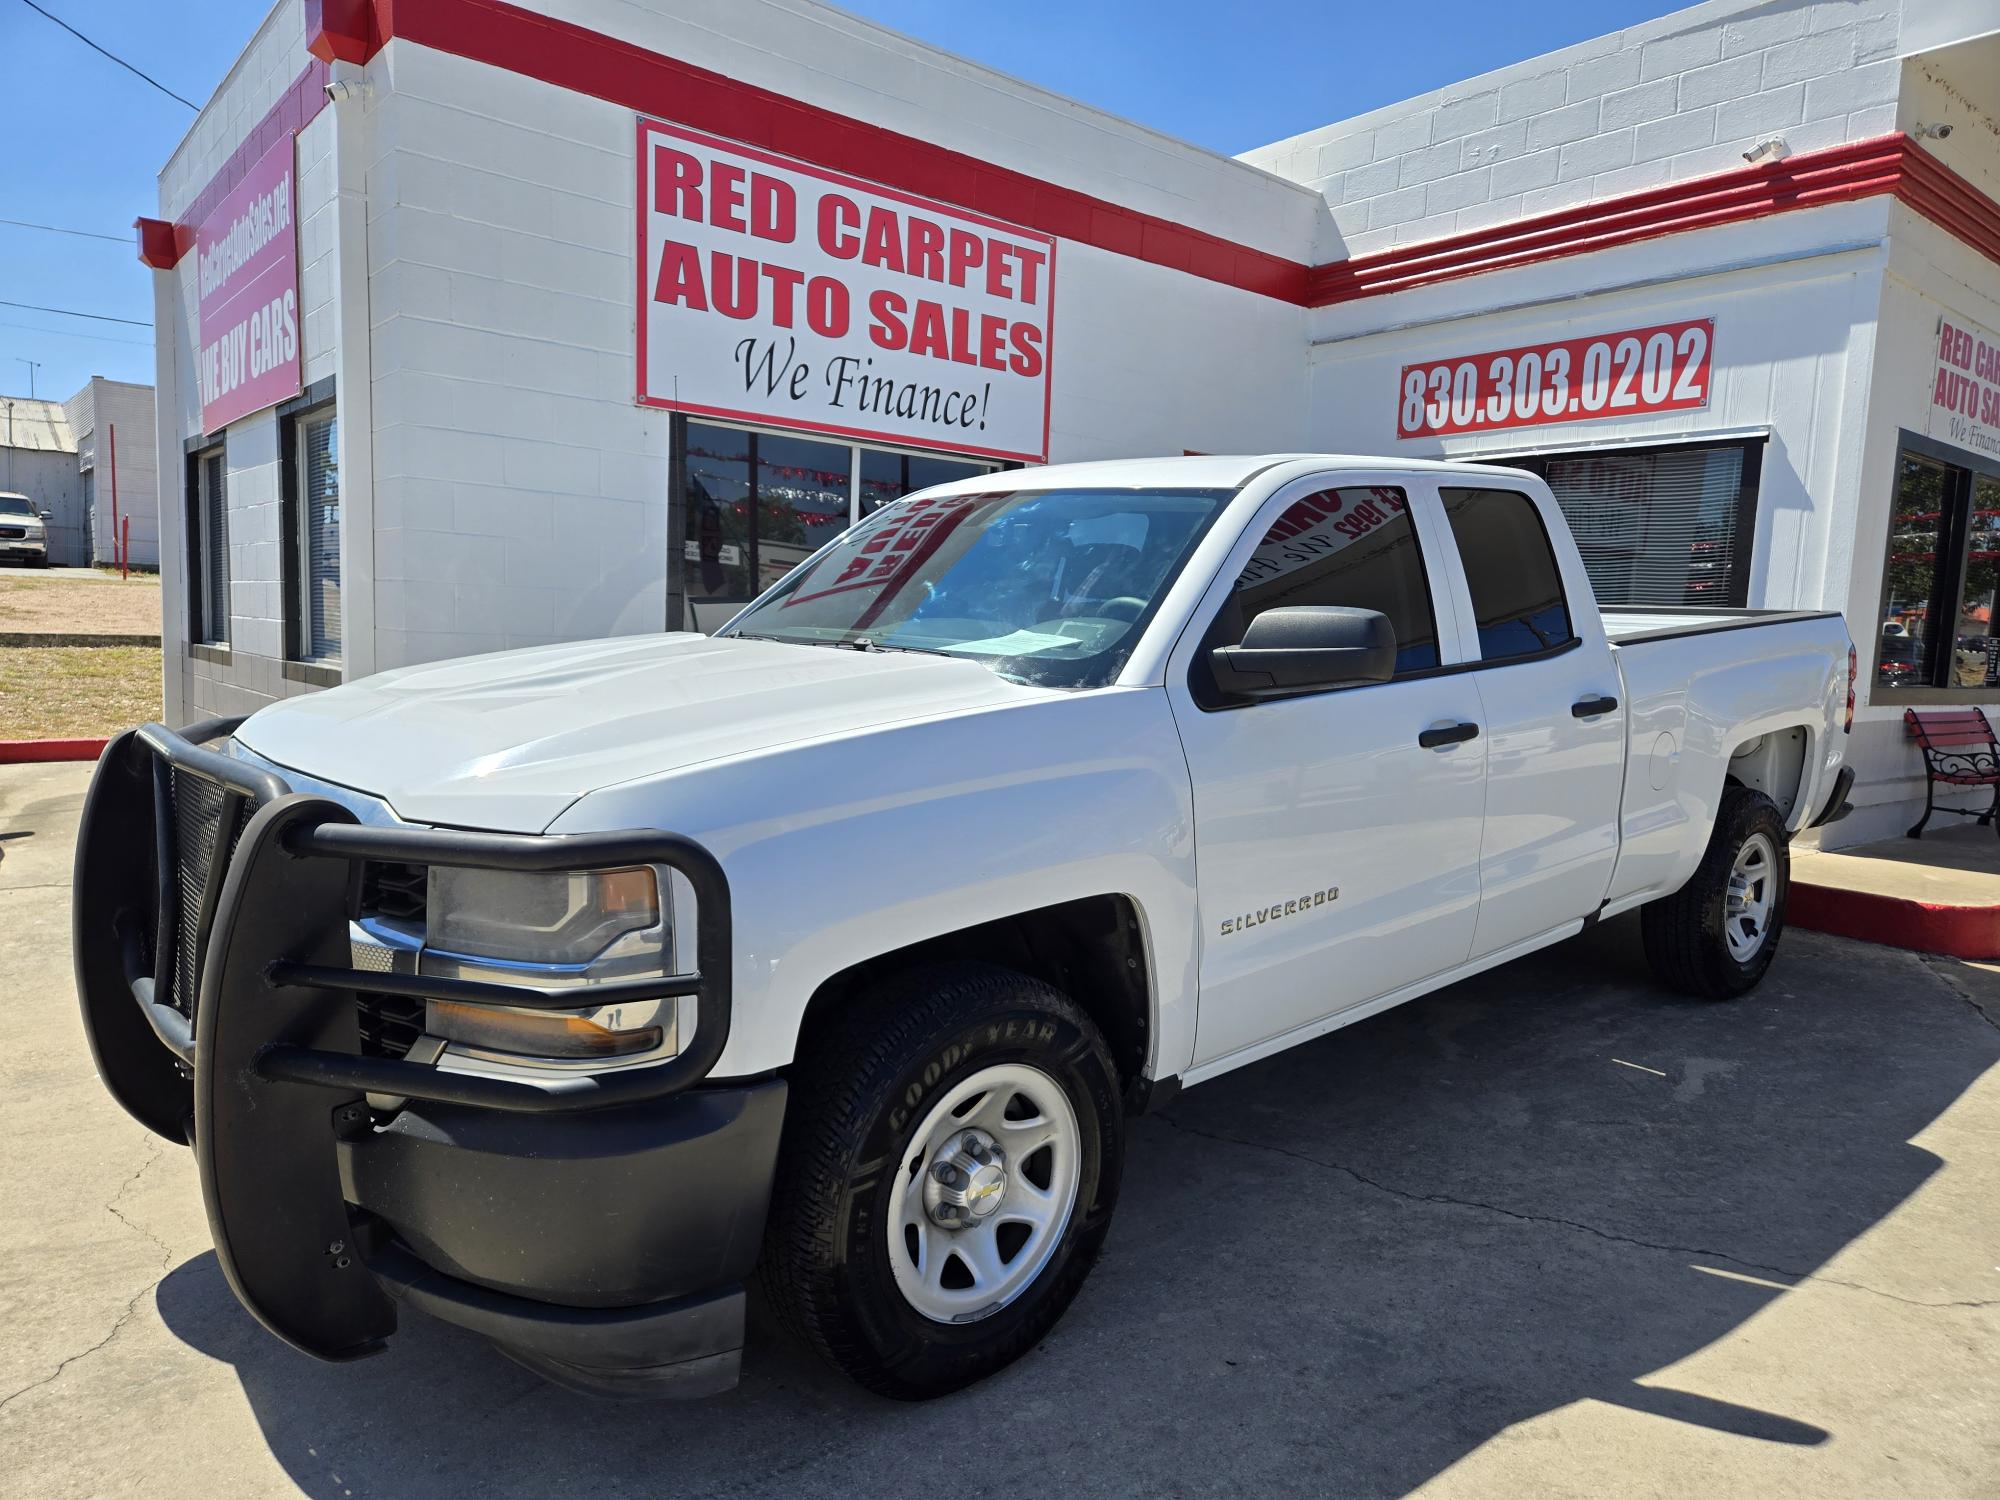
[149,3,2000,320]
[1896,137,2000,270]
[1309,135,1915,306]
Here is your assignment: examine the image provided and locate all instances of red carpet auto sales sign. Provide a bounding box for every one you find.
[1930,313,2000,461]
[637,119,1054,462]
[195,134,301,433]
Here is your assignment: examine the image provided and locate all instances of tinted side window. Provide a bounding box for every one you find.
[1223,487,1439,674]
[1440,487,1573,660]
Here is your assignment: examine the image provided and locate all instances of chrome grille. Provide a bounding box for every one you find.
[0,526,24,540]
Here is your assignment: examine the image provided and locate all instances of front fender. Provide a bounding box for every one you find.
[552,688,1200,1081]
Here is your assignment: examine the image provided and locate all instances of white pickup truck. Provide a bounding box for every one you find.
[74,454,1855,1401]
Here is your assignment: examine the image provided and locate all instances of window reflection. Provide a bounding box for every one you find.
[679,420,1001,624]
[1879,454,1952,689]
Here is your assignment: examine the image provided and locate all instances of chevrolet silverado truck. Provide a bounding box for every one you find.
[74,455,1856,1401]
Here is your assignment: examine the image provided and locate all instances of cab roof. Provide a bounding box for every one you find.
[924,453,1533,494]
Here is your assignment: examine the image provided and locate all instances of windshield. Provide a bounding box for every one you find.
[0,497,33,518]
[720,486,1232,688]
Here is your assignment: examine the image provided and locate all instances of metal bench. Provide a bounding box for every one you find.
[1905,707,2000,838]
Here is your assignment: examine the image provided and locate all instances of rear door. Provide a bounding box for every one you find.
[1433,483,1626,958]
[1169,473,1488,1070]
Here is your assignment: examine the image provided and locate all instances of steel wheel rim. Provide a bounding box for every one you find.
[1724,831,1778,962]
[886,1061,1081,1325]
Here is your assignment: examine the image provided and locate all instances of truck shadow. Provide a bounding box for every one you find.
[153,923,1996,1498]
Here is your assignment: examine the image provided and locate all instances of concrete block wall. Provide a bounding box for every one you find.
[357,16,1313,672]
[532,0,1323,262]
[1241,0,1904,257]
[155,0,341,719]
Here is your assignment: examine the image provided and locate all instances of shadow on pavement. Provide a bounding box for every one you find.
[154,922,1996,1497]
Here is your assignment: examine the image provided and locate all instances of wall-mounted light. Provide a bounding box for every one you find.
[1741,137,1792,165]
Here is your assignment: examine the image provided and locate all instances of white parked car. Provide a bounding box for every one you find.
[0,491,51,566]
[74,455,1854,1400]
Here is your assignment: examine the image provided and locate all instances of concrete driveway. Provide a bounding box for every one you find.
[3,760,1996,1498]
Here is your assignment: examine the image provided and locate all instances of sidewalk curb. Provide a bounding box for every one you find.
[1790,879,2000,961]
[0,739,109,766]
[0,632,162,647]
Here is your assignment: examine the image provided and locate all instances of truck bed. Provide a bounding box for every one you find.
[1601,606,1843,645]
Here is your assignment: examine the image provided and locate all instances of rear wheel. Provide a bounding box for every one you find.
[1642,785,1790,998]
[759,962,1123,1399]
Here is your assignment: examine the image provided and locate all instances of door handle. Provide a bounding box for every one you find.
[1571,694,1620,718]
[1418,721,1480,749]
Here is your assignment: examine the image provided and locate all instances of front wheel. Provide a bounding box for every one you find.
[759,962,1123,1399]
[1642,785,1791,998]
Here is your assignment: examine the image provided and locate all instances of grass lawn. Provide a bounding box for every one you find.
[0,646,163,739]
[0,570,163,636]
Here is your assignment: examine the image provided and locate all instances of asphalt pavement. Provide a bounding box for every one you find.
[3,760,1996,1498]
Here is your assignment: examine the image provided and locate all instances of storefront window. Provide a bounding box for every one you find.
[1523,441,1758,608]
[678,418,1000,629]
[1877,440,2000,693]
[684,423,752,603]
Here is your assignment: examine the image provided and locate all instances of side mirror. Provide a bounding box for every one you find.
[1209,606,1397,698]
[37,509,51,521]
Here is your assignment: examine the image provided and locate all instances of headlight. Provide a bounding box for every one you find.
[353,865,683,1071]
[425,865,662,968]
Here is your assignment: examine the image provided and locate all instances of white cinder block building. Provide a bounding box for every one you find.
[142,0,2000,844]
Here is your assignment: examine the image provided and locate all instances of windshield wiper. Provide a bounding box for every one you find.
[836,637,955,658]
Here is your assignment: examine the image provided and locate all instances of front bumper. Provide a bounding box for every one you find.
[72,721,776,1396]
[0,537,46,560]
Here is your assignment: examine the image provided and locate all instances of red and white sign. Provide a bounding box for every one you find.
[1238,488,1407,590]
[1396,319,1713,440]
[195,134,300,433]
[783,492,980,610]
[1928,313,2000,461]
[637,119,1055,462]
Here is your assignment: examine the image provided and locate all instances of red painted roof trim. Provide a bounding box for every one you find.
[1309,135,1919,306]
[152,8,2000,321]
[385,0,1310,303]
[306,0,389,65]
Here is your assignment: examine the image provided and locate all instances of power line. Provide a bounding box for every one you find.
[0,217,128,244]
[0,299,152,329]
[15,0,200,111]
[0,318,155,349]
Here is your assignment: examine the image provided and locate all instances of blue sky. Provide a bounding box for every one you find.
[0,0,1673,403]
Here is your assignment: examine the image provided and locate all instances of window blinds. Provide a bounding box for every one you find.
[1541,445,1746,608]
[301,412,340,660]
[201,452,230,645]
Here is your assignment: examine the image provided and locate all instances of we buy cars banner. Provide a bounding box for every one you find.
[195,134,301,433]
[637,119,1055,462]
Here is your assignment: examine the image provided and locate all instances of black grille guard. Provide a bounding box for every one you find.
[73,721,734,1361]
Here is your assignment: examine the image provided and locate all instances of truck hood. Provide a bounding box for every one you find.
[234,633,1040,831]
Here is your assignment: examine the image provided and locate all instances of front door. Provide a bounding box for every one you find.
[1169,476,1489,1070]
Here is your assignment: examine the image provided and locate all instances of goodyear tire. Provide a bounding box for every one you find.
[758,962,1122,1399]
[1642,785,1790,999]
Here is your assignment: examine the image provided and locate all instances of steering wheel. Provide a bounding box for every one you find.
[1095,597,1146,622]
